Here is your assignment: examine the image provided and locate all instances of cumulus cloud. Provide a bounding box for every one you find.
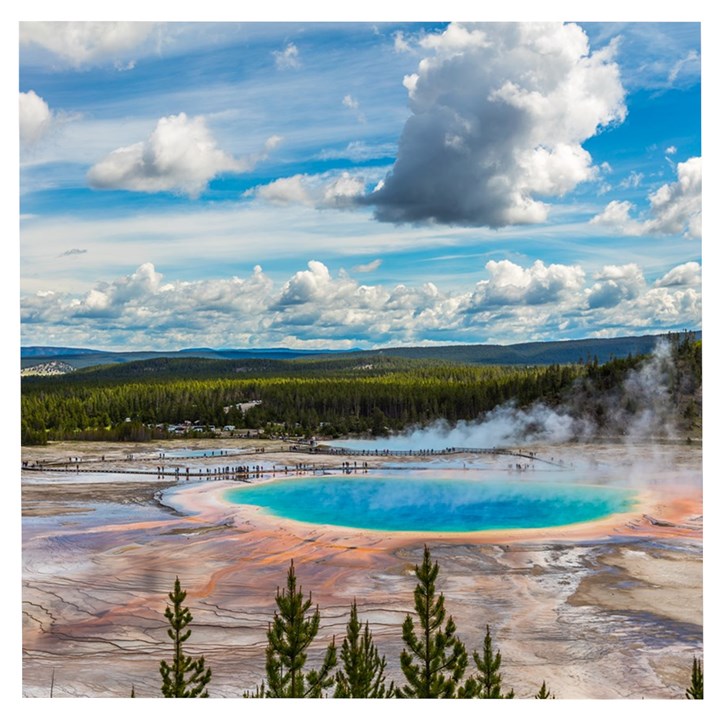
[248,171,366,209]
[470,260,585,308]
[21,259,701,350]
[587,264,645,309]
[591,157,702,238]
[252,175,314,206]
[87,113,278,197]
[367,22,626,227]
[19,91,53,146]
[590,200,637,231]
[323,173,366,207]
[274,42,300,69]
[270,261,462,343]
[20,21,157,67]
[73,262,165,317]
[23,263,274,338]
[654,261,701,288]
[276,260,334,306]
[646,157,702,237]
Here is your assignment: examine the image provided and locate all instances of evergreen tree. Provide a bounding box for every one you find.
[255,560,337,698]
[396,545,468,698]
[465,625,514,698]
[535,680,554,699]
[159,577,212,698]
[334,600,394,698]
[686,656,703,699]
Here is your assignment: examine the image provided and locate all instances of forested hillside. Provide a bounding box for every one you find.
[20,333,701,445]
[21,332,698,370]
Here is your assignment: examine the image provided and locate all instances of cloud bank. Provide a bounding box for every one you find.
[22,258,701,351]
[367,22,627,227]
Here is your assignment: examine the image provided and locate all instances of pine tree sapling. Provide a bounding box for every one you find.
[535,680,554,699]
[159,577,212,698]
[335,600,394,698]
[686,656,703,699]
[261,559,337,698]
[466,625,514,698]
[397,545,468,698]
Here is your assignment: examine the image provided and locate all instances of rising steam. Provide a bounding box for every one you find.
[343,339,690,451]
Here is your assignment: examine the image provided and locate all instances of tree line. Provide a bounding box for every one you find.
[21,333,701,446]
[156,547,702,700]
[21,362,585,444]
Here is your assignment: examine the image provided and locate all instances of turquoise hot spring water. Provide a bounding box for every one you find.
[224,472,637,533]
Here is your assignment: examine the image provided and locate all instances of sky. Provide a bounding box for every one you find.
[16,10,704,352]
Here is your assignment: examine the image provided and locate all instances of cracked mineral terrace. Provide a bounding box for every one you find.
[21,438,702,699]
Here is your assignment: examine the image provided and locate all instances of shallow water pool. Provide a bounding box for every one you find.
[225,473,637,532]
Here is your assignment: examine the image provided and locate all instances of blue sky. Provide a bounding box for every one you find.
[17,11,703,351]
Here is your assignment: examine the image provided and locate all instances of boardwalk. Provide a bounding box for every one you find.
[300,444,566,466]
[22,444,567,479]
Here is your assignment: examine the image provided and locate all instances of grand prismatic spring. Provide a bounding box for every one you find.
[225,472,638,533]
[21,438,702,699]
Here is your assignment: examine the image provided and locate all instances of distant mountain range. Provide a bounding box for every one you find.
[20,332,700,371]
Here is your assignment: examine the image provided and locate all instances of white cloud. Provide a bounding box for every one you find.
[270,261,462,343]
[599,286,701,330]
[342,95,359,111]
[114,60,136,72]
[620,171,644,189]
[274,42,300,69]
[20,21,157,66]
[352,259,382,273]
[668,49,700,85]
[665,145,677,155]
[368,22,626,227]
[276,260,334,306]
[19,91,53,146]
[393,31,412,53]
[248,170,366,209]
[654,261,701,288]
[87,113,278,197]
[342,94,365,123]
[252,175,315,206]
[587,264,645,309]
[590,200,640,233]
[470,260,585,307]
[323,172,366,207]
[646,157,702,237]
[591,157,701,238]
[22,258,700,351]
[318,141,396,162]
